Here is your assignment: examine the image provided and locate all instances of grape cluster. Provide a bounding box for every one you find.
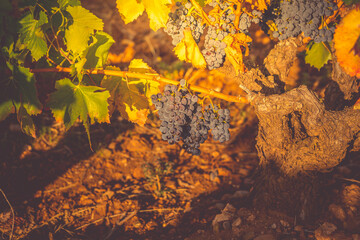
[203,106,230,143]
[151,80,231,155]
[202,26,228,70]
[164,2,204,45]
[272,0,337,42]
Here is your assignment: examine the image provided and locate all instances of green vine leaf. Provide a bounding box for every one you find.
[0,63,41,128]
[65,6,104,54]
[305,41,332,70]
[0,100,14,121]
[12,64,42,115]
[101,66,150,126]
[17,105,36,138]
[74,31,115,82]
[19,11,48,61]
[58,0,81,9]
[48,78,110,147]
[83,31,115,69]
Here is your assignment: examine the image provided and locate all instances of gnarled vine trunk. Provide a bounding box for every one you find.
[221,36,360,222]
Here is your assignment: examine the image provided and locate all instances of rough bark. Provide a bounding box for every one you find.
[220,37,360,221]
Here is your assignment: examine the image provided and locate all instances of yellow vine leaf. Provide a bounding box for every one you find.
[174,29,207,69]
[334,8,360,78]
[101,66,151,126]
[124,103,149,126]
[143,0,172,31]
[116,0,144,24]
[116,0,171,31]
[223,33,252,75]
[128,59,160,104]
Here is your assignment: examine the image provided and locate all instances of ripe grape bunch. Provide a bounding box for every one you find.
[164,0,262,70]
[271,0,337,42]
[164,2,205,45]
[151,79,230,155]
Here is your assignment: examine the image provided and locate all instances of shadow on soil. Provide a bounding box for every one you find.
[0,113,134,206]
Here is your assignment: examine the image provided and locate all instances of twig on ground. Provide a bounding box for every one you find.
[43,183,78,193]
[0,188,15,240]
[75,208,182,231]
[337,177,360,185]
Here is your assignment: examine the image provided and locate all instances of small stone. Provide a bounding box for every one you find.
[239,168,250,176]
[100,149,112,158]
[243,231,256,240]
[221,194,232,201]
[132,167,144,179]
[210,170,218,181]
[212,151,220,158]
[232,217,242,228]
[215,203,225,210]
[223,203,236,214]
[280,219,290,228]
[108,142,117,150]
[315,222,337,240]
[212,204,236,231]
[271,223,277,229]
[218,167,232,177]
[329,204,346,222]
[232,190,249,199]
[253,234,276,240]
[247,214,255,222]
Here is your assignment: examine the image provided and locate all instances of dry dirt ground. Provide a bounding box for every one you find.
[1,0,360,239]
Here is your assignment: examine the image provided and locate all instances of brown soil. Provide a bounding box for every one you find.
[0,1,359,240]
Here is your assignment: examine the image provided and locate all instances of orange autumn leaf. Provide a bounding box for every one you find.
[334,8,360,78]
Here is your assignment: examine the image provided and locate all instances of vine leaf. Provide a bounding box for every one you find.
[128,59,160,104]
[58,0,81,9]
[333,8,360,78]
[143,0,172,31]
[74,31,115,81]
[174,29,206,69]
[83,31,115,69]
[19,11,48,61]
[65,6,104,54]
[48,78,110,148]
[223,33,252,74]
[101,66,150,126]
[13,65,42,115]
[0,63,41,135]
[305,41,332,70]
[116,0,144,24]
[17,105,36,138]
[116,0,171,31]
[0,100,13,121]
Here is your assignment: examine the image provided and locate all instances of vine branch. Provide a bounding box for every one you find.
[30,67,247,103]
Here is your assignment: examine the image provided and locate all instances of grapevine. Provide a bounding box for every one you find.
[0,0,356,155]
[1,0,360,238]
